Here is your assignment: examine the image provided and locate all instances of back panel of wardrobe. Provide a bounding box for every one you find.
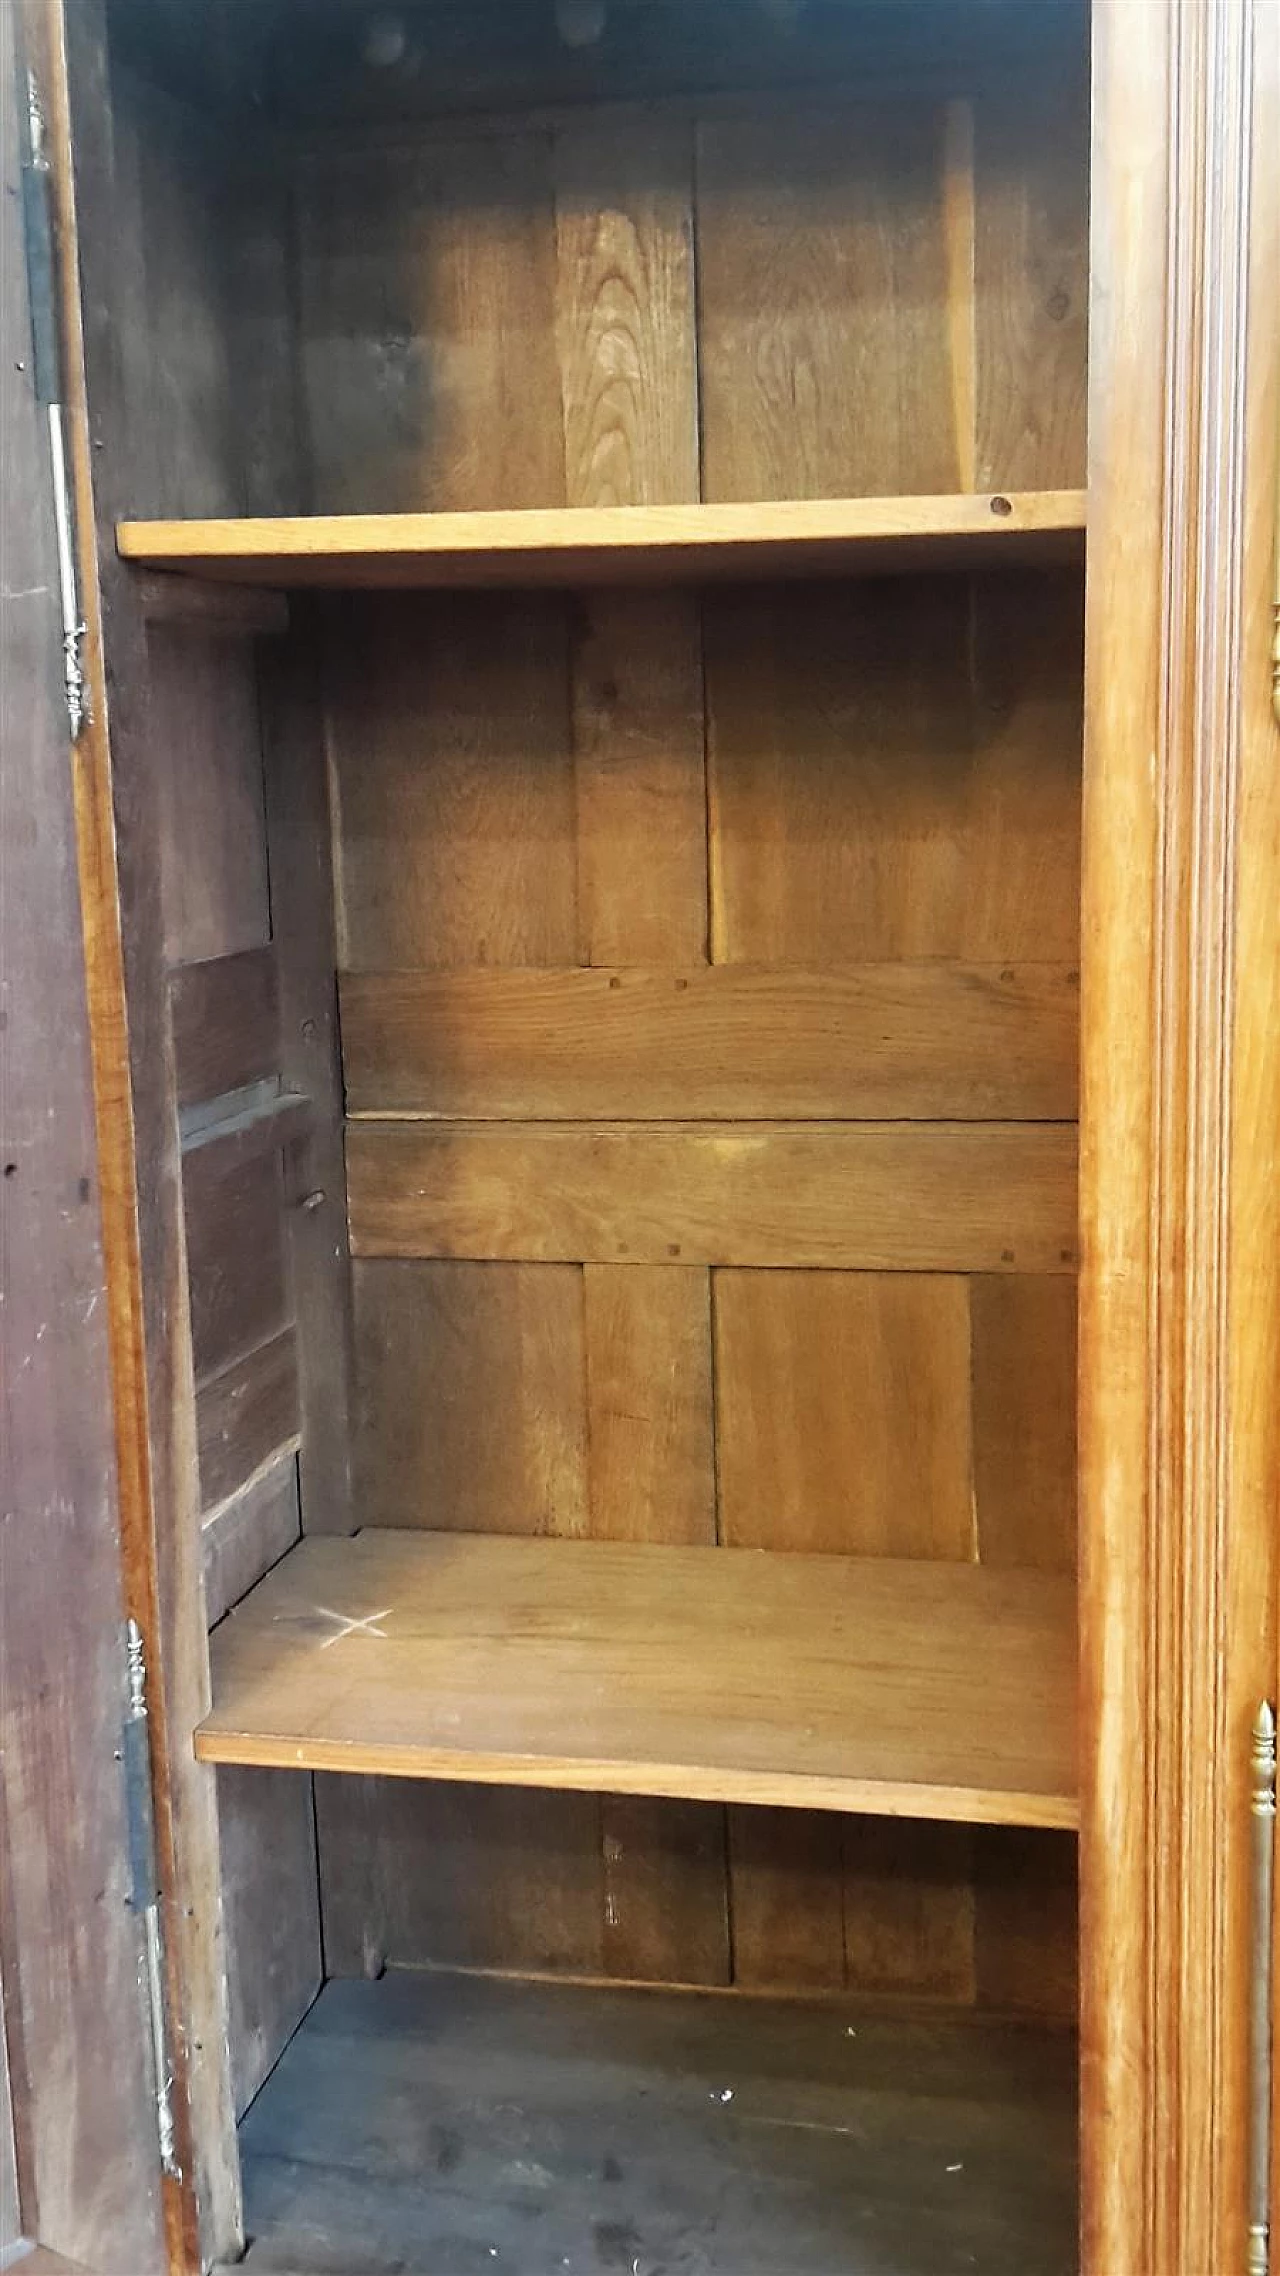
[293,0,1088,2015]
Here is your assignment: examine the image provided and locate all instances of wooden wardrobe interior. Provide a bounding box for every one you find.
[103,0,1088,2264]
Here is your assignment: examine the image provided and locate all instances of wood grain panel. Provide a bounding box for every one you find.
[315,1777,604,1979]
[297,135,564,512]
[352,1259,588,1537]
[170,947,278,1110]
[841,1818,976,2002]
[148,624,269,964]
[196,1328,299,1515]
[601,1797,730,1985]
[554,117,698,506]
[327,593,577,971]
[696,106,959,500]
[974,1828,1078,2021]
[727,1808,845,1991]
[182,1139,288,1387]
[973,81,1090,491]
[348,1122,1079,1273]
[216,1766,321,2118]
[341,962,1078,1121]
[571,592,708,967]
[584,1266,714,1545]
[962,573,1083,962]
[203,1454,300,1630]
[261,620,357,1536]
[706,577,970,961]
[714,1272,974,1557]
[706,575,1081,964]
[972,1276,1078,1571]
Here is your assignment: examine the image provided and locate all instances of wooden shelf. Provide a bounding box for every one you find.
[118,491,1087,591]
[196,1530,1077,1829]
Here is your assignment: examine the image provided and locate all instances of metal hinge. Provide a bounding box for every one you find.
[18,68,88,740]
[124,1620,181,2181]
[1249,1703,1276,2276]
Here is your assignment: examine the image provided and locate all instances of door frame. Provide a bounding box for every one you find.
[1081,1,1280,2270]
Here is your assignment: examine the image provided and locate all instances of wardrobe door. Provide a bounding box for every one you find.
[0,0,167,2265]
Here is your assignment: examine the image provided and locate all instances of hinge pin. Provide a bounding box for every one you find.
[1249,1702,1275,2276]
[125,1619,181,2180]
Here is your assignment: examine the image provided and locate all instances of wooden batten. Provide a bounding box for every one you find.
[341,964,1080,1123]
[347,1121,1079,1273]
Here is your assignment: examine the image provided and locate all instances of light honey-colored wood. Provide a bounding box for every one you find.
[347,1120,1078,1273]
[1080,0,1280,2267]
[340,963,1079,1122]
[195,1530,1077,1830]
[116,492,1087,589]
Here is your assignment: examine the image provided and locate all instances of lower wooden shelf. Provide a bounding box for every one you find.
[225,1970,1078,2276]
[196,1531,1077,1830]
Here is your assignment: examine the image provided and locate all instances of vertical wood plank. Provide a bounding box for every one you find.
[147,626,269,966]
[696,104,959,500]
[584,1265,715,1546]
[572,591,708,967]
[727,1810,846,1993]
[942,100,978,494]
[715,1272,974,1559]
[971,1276,1078,1571]
[353,1260,589,1537]
[973,76,1090,492]
[602,1799,730,1986]
[705,580,974,963]
[328,593,578,972]
[554,115,698,507]
[974,1828,1078,2021]
[217,1768,321,2117]
[960,572,1084,963]
[297,134,565,512]
[841,1820,976,2003]
[262,616,357,1535]
[316,1778,605,1979]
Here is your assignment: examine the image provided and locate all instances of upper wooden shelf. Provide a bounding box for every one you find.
[195,1530,1077,1830]
[118,492,1087,592]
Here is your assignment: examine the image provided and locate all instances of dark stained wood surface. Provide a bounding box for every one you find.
[0,3,165,2262]
[228,1970,1077,2276]
[260,620,357,1537]
[170,947,279,1111]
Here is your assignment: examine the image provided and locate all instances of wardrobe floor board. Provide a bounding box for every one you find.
[228,1970,1078,2276]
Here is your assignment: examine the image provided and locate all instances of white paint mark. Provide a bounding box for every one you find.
[309,1604,392,1649]
[946,2162,964,2174]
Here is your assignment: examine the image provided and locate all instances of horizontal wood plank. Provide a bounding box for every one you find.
[347,1122,1078,1273]
[116,492,1087,589]
[203,1453,301,1629]
[137,569,289,635]
[196,1531,1076,1827]
[170,946,279,1110]
[196,1328,300,1515]
[341,963,1079,1121]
